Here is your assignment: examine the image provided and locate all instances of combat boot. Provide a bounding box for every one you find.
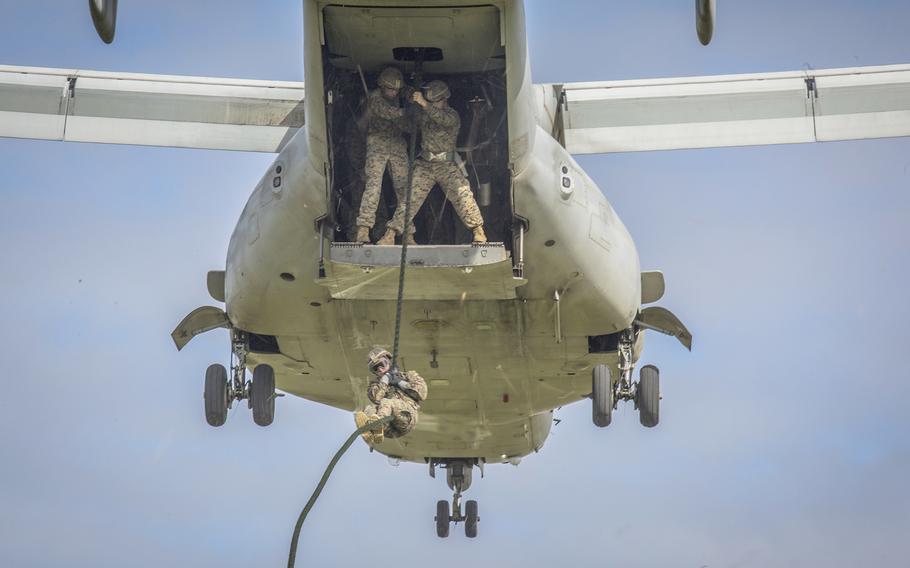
[355,411,374,444]
[355,226,371,243]
[377,229,397,245]
[472,225,487,243]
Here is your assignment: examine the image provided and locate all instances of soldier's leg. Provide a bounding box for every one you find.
[355,398,394,443]
[386,399,419,438]
[387,151,416,240]
[356,151,390,237]
[437,164,486,241]
[355,406,380,443]
[383,162,435,243]
[374,398,394,419]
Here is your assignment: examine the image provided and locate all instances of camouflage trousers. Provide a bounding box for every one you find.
[363,395,420,439]
[356,147,413,235]
[387,160,483,235]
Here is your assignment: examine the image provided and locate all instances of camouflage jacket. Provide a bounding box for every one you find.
[417,104,460,155]
[366,89,408,153]
[367,370,428,405]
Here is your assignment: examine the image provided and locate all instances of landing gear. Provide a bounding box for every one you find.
[435,500,450,538]
[592,364,613,427]
[638,365,660,428]
[429,459,481,538]
[464,500,479,538]
[591,328,660,428]
[201,330,281,427]
[204,364,229,427]
[251,364,276,426]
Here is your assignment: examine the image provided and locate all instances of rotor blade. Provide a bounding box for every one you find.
[89,0,118,44]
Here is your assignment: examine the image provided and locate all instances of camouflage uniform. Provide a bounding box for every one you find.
[356,89,413,234]
[387,104,484,235]
[362,370,428,438]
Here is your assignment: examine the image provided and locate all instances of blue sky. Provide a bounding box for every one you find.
[1,1,909,566]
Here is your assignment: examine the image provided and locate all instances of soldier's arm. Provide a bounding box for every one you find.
[405,370,428,402]
[369,91,405,121]
[367,379,389,404]
[424,105,459,130]
[397,107,417,132]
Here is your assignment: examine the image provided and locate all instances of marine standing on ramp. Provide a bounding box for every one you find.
[380,79,487,245]
[355,348,428,444]
[355,67,414,244]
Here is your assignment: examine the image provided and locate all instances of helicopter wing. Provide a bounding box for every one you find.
[549,63,910,154]
[0,65,304,152]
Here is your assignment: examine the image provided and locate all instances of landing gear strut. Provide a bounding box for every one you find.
[202,330,280,427]
[591,328,660,428]
[430,459,481,538]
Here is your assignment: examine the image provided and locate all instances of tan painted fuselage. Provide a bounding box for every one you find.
[224,0,641,464]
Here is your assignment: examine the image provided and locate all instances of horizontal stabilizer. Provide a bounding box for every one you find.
[0,65,305,152]
[636,306,692,351]
[547,63,910,154]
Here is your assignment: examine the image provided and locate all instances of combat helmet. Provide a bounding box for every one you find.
[377,67,403,90]
[423,79,451,102]
[367,347,392,372]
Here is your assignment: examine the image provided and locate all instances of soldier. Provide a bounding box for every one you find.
[355,67,415,243]
[355,347,428,444]
[379,79,486,245]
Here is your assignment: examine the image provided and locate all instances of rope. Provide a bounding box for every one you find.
[391,122,418,366]
[287,415,393,568]
[287,102,419,566]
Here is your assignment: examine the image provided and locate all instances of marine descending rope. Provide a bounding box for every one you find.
[286,110,420,568]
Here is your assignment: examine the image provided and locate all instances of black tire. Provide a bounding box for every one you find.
[592,364,613,427]
[464,500,479,538]
[435,500,450,538]
[638,365,660,428]
[251,365,276,427]
[204,364,228,427]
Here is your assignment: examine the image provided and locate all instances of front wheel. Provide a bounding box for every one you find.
[435,500,450,538]
[464,500,479,538]
[638,365,660,428]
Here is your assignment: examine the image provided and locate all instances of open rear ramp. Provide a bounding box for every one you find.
[319,243,526,300]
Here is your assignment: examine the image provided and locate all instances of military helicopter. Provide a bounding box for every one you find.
[1,0,907,540]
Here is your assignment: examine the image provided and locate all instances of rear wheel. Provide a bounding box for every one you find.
[464,500,479,538]
[638,365,660,428]
[435,500,450,538]
[204,364,228,427]
[251,365,276,427]
[592,364,613,427]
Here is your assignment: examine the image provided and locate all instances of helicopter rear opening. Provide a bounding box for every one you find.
[319,4,514,251]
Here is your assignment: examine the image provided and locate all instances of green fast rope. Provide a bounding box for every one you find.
[391,124,419,366]
[287,415,392,568]
[287,112,419,567]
